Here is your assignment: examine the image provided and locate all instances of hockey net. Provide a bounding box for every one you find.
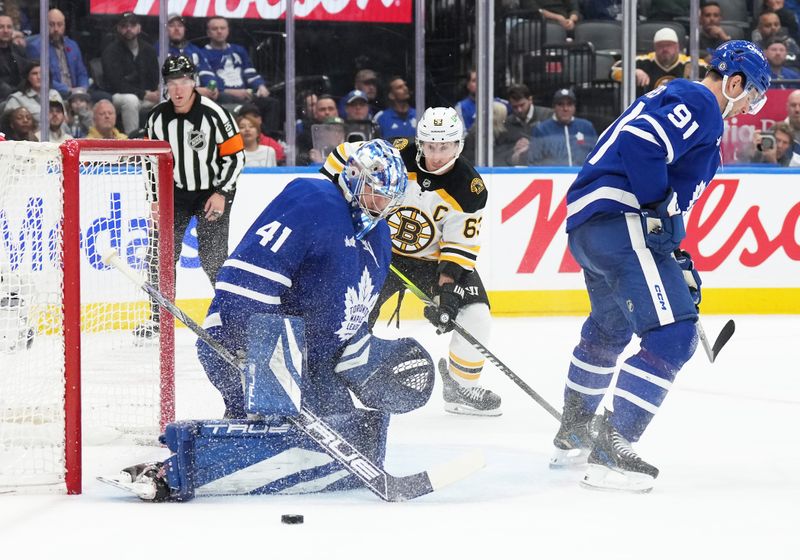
[0,140,174,494]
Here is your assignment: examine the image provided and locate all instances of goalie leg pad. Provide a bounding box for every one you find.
[157,410,389,499]
[245,314,306,417]
[335,334,435,413]
[196,324,247,417]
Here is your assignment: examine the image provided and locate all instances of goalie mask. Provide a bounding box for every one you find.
[341,139,408,240]
[415,107,465,175]
[335,335,435,414]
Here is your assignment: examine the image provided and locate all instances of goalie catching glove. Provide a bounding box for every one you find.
[423,282,465,334]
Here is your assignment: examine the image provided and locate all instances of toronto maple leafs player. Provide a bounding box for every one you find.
[106,140,446,500]
[551,41,771,492]
[330,107,501,417]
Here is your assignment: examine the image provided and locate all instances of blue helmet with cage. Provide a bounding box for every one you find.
[709,40,771,116]
[341,139,408,239]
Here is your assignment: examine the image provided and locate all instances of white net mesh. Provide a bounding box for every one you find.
[0,141,170,492]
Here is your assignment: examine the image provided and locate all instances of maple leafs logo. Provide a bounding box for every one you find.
[690,179,707,209]
[334,267,379,342]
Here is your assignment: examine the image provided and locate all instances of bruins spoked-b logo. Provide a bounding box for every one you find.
[188,129,207,152]
[387,206,435,254]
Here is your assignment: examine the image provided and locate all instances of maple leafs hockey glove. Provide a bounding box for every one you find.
[423,283,465,334]
[674,249,702,307]
[640,188,686,255]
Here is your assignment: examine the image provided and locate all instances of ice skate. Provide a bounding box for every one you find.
[97,462,170,501]
[438,359,501,416]
[580,411,659,493]
[550,393,597,469]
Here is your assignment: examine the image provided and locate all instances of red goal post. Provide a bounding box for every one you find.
[0,139,175,495]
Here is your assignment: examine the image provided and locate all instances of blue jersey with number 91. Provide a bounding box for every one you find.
[565,78,724,232]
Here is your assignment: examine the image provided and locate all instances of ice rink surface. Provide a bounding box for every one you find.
[1,315,798,559]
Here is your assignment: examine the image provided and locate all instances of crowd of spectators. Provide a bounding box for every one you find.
[0,2,799,168]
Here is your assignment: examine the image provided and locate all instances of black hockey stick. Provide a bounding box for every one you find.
[390,265,562,422]
[673,251,736,364]
[104,250,483,502]
[696,319,736,363]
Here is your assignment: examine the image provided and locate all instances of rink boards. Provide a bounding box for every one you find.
[218,167,800,318]
[4,166,795,321]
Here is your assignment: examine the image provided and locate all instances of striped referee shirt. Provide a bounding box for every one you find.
[145,93,244,201]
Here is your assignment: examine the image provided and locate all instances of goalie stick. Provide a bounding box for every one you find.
[390,265,561,422]
[103,250,484,502]
[696,319,736,363]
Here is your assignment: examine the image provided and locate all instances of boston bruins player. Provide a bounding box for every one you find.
[363,106,500,416]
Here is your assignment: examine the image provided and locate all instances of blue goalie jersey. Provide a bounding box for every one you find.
[203,178,392,413]
[566,79,724,232]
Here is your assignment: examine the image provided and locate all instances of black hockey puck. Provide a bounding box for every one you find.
[281,514,304,525]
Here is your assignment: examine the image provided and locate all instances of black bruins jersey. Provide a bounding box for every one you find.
[389,138,486,273]
[321,139,487,274]
[611,52,708,91]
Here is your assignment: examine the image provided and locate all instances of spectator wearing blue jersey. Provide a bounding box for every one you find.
[25,9,89,100]
[550,41,771,493]
[373,76,417,139]
[204,17,268,103]
[528,88,597,166]
[156,14,217,100]
[204,16,281,134]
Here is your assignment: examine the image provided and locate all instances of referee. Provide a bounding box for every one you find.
[135,54,244,338]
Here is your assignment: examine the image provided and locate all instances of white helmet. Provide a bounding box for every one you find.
[415,107,464,175]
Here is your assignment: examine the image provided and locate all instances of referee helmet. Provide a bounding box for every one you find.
[162,55,196,81]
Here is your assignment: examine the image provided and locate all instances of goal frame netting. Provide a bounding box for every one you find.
[60,139,175,494]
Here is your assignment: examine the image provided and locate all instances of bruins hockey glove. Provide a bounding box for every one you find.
[424,283,465,334]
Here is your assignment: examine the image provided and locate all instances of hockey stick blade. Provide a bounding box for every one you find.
[103,250,480,502]
[390,265,562,422]
[711,319,735,361]
[696,319,735,363]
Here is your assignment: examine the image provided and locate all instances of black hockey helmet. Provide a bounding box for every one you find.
[161,55,196,81]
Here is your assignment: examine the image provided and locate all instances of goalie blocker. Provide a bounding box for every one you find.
[107,314,435,501]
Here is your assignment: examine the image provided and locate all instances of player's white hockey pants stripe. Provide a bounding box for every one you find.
[448,303,491,387]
